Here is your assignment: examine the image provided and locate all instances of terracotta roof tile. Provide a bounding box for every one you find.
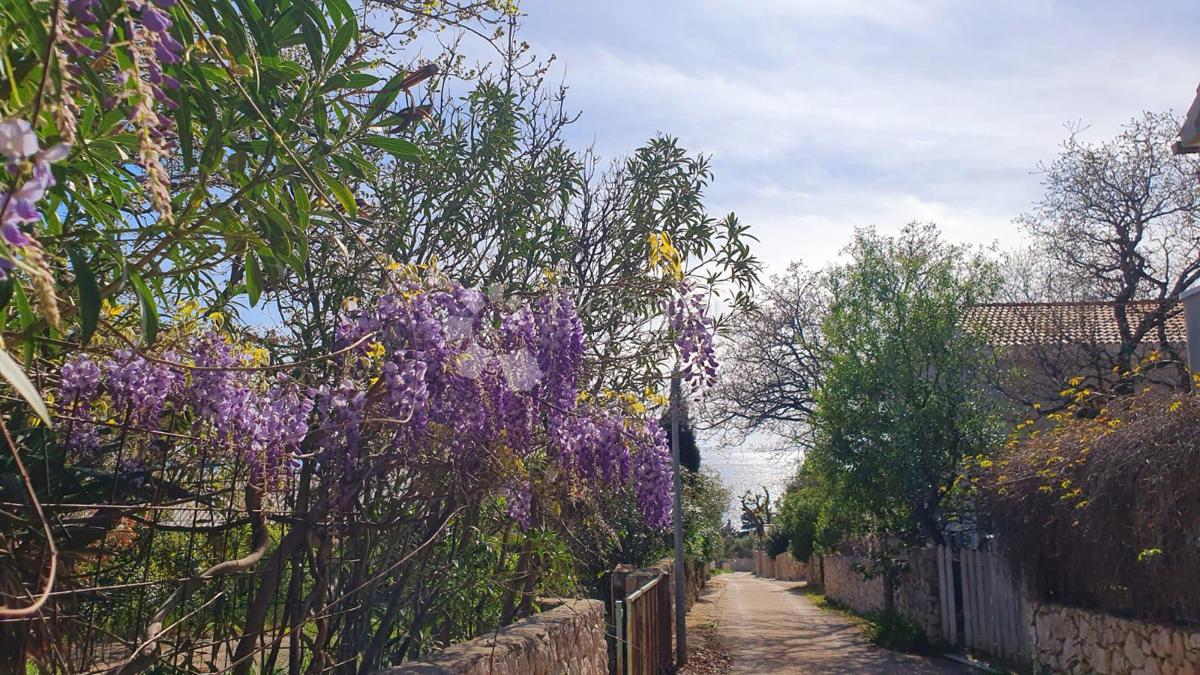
[965,301,1187,348]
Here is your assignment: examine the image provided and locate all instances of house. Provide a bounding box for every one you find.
[964,300,1190,408]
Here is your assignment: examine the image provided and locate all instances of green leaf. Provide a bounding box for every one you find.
[327,19,355,69]
[12,282,34,364]
[363,70,409,127]
[0,277,12,314]
[0,349,52,428]
[67,247,101,345]
[245,252,262,307]
[335,72,381,90]
[317,170,356,218]
[360,135,422,159]
[128,273,159,345]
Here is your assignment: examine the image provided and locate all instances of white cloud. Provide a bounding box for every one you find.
[520,0,1199,278]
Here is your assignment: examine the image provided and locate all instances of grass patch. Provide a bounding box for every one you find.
[861,611,930,653]
[799,586,932,654]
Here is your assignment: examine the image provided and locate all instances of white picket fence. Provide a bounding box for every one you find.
[935,545,1030,664]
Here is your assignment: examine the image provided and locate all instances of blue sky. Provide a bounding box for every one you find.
[516,0,1200,276]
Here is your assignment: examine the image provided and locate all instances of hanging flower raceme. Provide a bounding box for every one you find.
[56,330,313,482]
[51,277,689,528]
[666,280,719,388]
[319,276,676,527]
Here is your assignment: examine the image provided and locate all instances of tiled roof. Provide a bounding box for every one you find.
[966,301,1187,348]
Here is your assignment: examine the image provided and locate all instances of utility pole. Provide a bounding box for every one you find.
[670,371,687,668]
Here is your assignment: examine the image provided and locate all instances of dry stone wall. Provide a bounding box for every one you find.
[379,599,606,675]
[822,555,887,615]
[717,558,753,572]
[1029,602,1200,675]
[892,548,942,640]
[820,550,941,640]
[773,552,808,581]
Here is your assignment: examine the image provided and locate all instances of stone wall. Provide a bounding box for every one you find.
[379,599,606,675]
[821,554,886,616]
[716,558,753,572]
[892,548,941,640]
[819,550,941,640]
[753,549,775,578]
[773,552,808,581]
[1028,602,1200,675]
[645,558,707,612]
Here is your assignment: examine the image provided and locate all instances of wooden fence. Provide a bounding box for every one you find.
[614,571,673,675]
[935,545,1030,664]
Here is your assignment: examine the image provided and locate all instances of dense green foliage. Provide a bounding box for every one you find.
[811,224,1002,542]
[755,225,1003,557]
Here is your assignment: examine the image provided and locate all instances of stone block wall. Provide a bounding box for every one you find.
[753,550,775,578]
[717,558,753,572]
[379,599,606,675]
[822,555,887,616]
[772,552,808,581]
[820,550,941,640]
[807,554,823,586]
[1029,602,1200,675]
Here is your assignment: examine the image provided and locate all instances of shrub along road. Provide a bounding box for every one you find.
[684,572,964,674]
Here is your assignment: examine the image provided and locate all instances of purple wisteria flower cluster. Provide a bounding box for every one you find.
[330,278,673,528]
[0,118,70,276]
[61,0,183,222]
[666,280,719,389]
[53,279,697,529]
[58,331,313,482]
[64,0,183,116]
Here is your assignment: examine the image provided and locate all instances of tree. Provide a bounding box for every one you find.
[739,488,772,537]
[681,469,730,562]
[1011,111,1200,395]
[810,224,1003,544]
[665,394,701,472]
[705,263,826,444]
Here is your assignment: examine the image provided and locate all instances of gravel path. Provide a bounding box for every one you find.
[686,572,966,674]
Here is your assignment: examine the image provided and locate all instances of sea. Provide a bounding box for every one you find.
[698,430,802,525]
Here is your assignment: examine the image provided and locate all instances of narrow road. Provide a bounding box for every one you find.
[687,572,965,674]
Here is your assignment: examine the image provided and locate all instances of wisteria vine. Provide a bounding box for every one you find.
[54,275,718,529]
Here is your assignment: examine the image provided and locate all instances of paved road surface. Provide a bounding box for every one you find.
[688,572,965,674]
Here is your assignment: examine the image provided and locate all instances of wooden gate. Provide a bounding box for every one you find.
[614,572,672,675]
[935,545,1030,664]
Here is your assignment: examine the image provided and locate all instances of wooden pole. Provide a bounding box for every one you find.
[670,371,687,667]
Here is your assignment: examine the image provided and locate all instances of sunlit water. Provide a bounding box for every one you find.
[698,433,802,525]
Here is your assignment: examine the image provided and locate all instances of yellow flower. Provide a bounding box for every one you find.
[647,232,683,280]
[1169,401,1183,413]
[242,344,269,366]
[178,299,201,318]
[366,341,386,359]
[102,299,125,319]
